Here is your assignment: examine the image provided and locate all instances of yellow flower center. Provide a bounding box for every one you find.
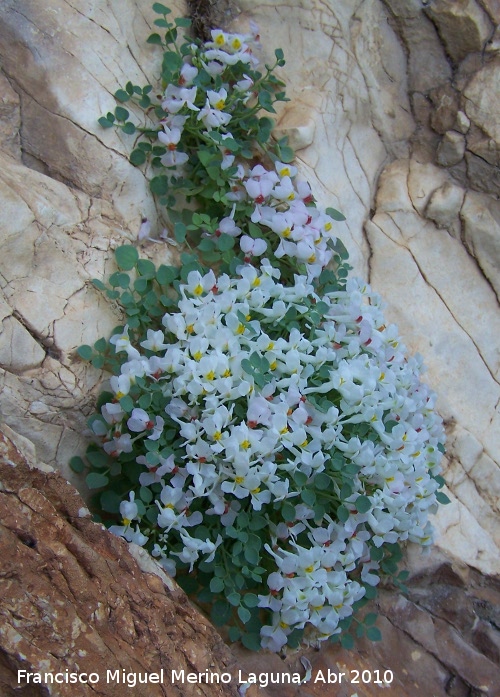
[235,476,245,484]
[215,99,225,110]
[213,430,222,441]
[240,439,250,450]
[193,283,203,296]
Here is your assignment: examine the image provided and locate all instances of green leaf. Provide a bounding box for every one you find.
[281,502,296,522]
[114,106,129,122]
[340,633,355,650]
[366,626,382,642]
[243,593,259,608]
[228,626,241,642]
[241,632,261,651]
[301,488,316,506]
[244,546,259,565]
[275,47,285,64]
[237,606,251,624]
[147,33,163,45]
[175,17,191,27]
[314,472,331,490]
[150,175,169,196]
[364,612,378,626]
[211,600,231,626]
[156,265,178,286]
[174,221,187,244]
[227,591,241,607]
[152,2,171,14]
[100,490,122,513]
[258,90,275,113]
[115,245,139,271]
[119,395,135,413]
[77,344,93,361]
[86,450,110,469]
[98,116,114,129]
[139,486,153,504]
[122,122,136,135]
[114,89,130,103]
[326,206,346,222]
[209,577,225,594]
[92,278,107,291]
[277,144,294,163]
[137,258,156,278]
[436,491,451,505]
[355,495,372,514]
[130,148,147,166]
[69,456,85,473]
[337,504,349,523]
[86,472,109,489]
[162,51,182,74]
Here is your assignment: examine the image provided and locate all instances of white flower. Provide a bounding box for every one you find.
[127,408,153,433]
[197,98,232,129]
[120,492,139,524]
[140,329,169,352]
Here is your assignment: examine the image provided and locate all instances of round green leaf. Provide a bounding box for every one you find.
[209,577,225,594]
[69,456,85,473]
[366,626,382,642]
[237,606,251,624]
[356,495,372,514]
[77,344,93,361]
[115,245,139,271]
[86,472,109,489]
[100,490,122,513]
[130,149,147,166]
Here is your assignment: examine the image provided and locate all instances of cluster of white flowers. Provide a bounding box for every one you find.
[92,10,446,652]
[95,257,444,650]
[158,27,258,166]
[219,161,337,280]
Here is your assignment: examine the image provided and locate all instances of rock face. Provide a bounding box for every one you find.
[231,0,500,582]
[0,0,500,694]
[0,425,238,697]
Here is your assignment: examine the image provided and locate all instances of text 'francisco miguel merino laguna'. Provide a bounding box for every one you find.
[17,668,369,688]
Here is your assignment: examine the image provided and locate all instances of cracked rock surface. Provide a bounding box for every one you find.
[232,0,500,581]
[0,425,239,697]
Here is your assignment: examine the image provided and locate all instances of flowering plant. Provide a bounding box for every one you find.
[74,3,447,652]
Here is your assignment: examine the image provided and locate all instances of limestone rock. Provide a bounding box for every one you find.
[424,0,494,64]
[0,71,20,159]
[367,158,500,577]
[436,130,466,166]
[460,190,500,300]
[0,427,238,697]
[424,180,465,236]
[460,55,500,194]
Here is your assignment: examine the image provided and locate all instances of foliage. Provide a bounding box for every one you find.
[77,3,448,653]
